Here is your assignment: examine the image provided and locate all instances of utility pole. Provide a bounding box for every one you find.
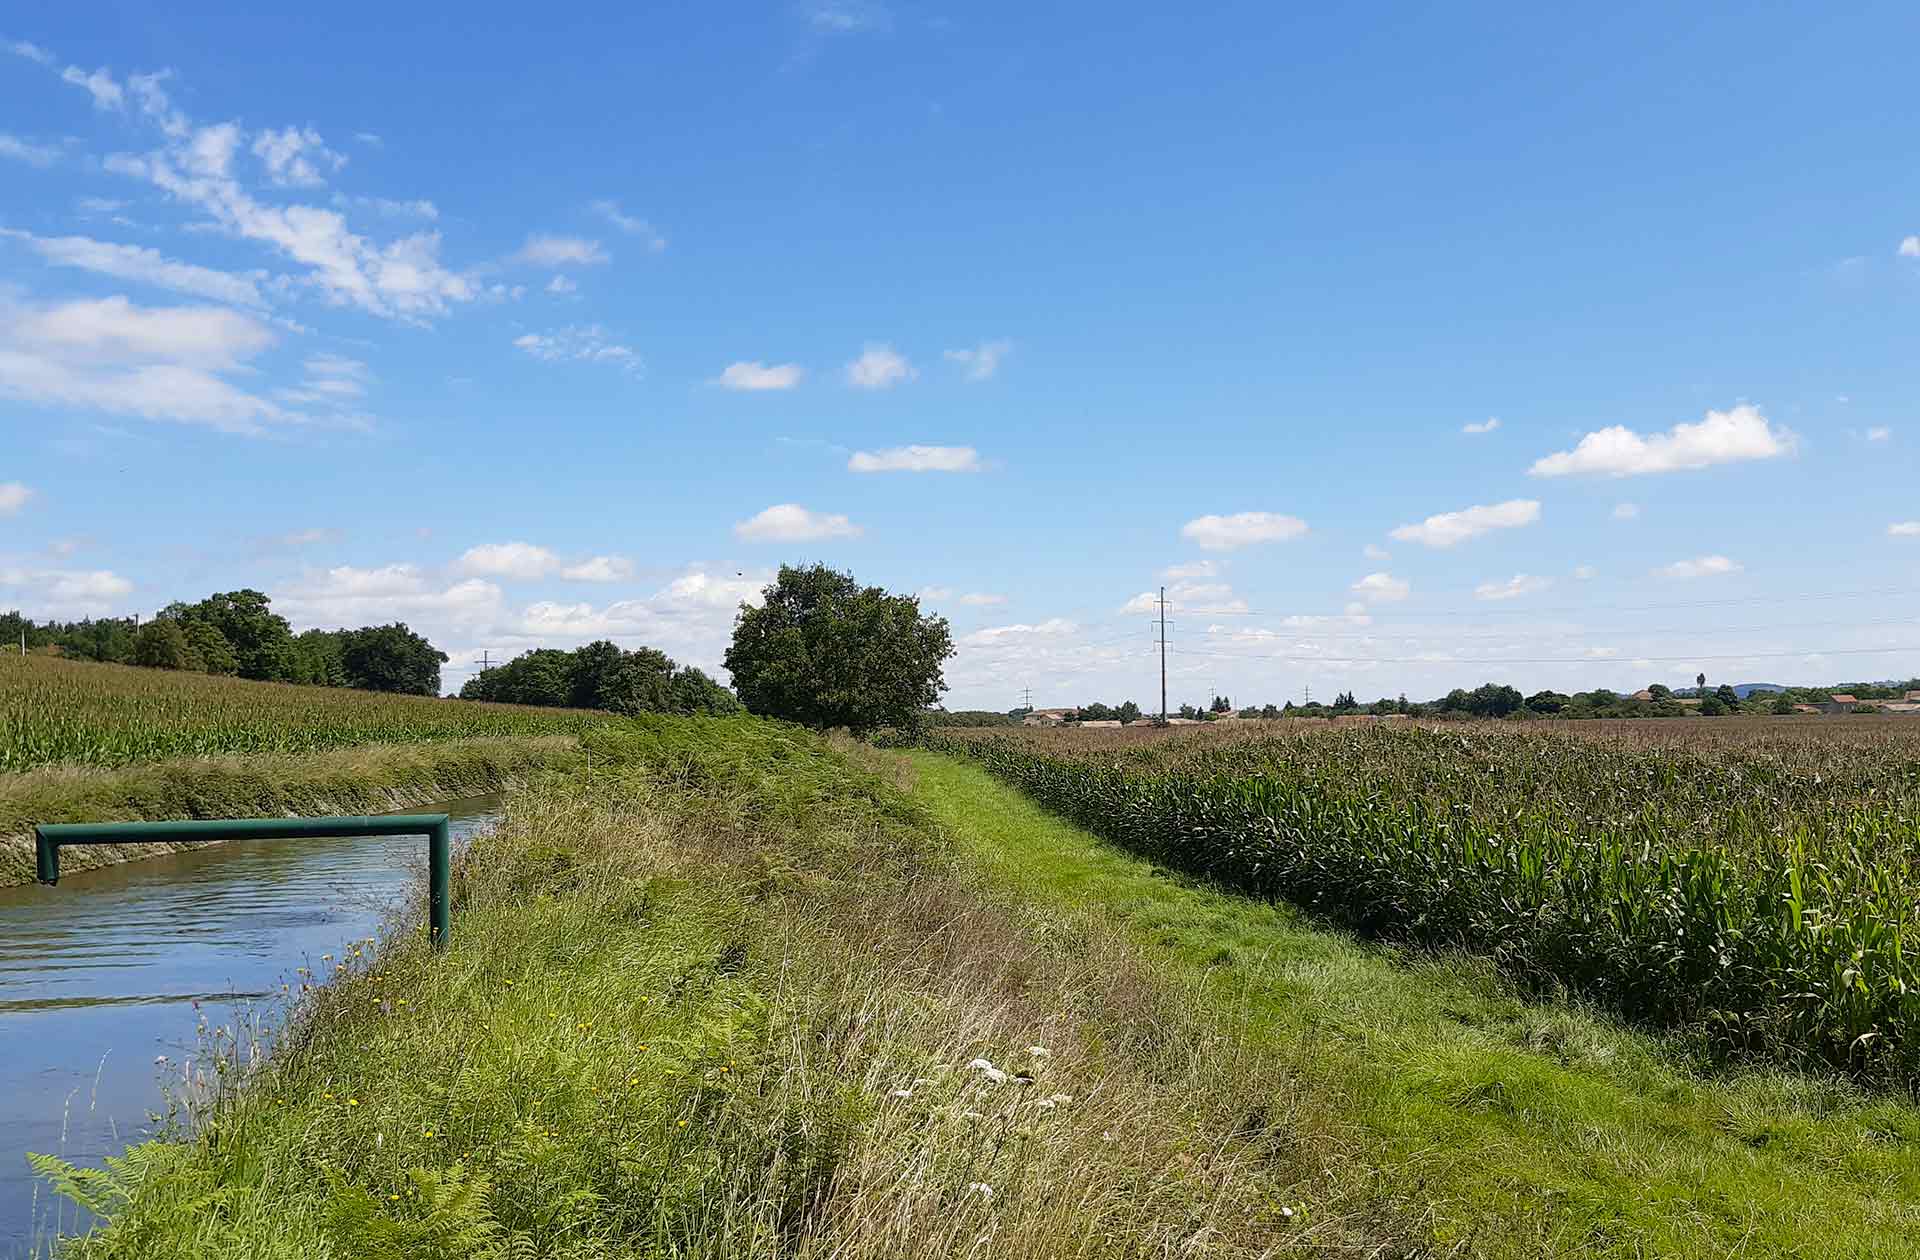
[1157,585,1168,722]
[479,649,497,672]
[1020,685,1033,711]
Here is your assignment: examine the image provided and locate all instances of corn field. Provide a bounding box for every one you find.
[931,720,1920,1084]
[0,654,615,773]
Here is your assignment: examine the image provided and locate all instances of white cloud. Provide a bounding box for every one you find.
[0,294,294,434]
[278,564,504,628]
[918,586,954,601]
[0,565,134,613]
[456,542,562,580]
[587,200,665,252]
[513,235,608,267]
[1654,555,1743,580]
[1389,499,1539,548]
[1180,511,1309,551]
[512,326,639,371]
[251,126,346,188]
[560,555,634,582]
[6,40,54,66]
[347,195,438,220]
[1462,417,1500,435]
[545,274,577,295]
[807,2,892,32]
[1866,426,1891,442]
[712,361,803,391]
[962,618,1076,645]
[0,482,33,515]
[1474,573,1553,601]
[734,504,862,543]
[1572,564,1597,580]
[1889,522,1920,538]
[1528,404,1795,478]
[958,592,1006,606]
[1161,560,1218,579]
[1167,580,1248,613]
[845,343,915,390]
[0,133,58,166]
[1350,572,1410,604]
[847,444,981,473]
[944,339,1011,381]
[1,228,269,306]
[1362,543,1390,560]
[1120,591,1159,614]
[61,65,124,110]
[95,73,479,320]
[1900,236,1920,259]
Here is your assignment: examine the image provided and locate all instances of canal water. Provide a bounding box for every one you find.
[0,796,503,1257]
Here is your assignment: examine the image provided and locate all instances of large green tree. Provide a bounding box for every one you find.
[182,590,294,681]
[340,623,447,695]
[723,564,954,735]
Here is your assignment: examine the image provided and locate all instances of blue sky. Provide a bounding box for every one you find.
[2,2,1917,709]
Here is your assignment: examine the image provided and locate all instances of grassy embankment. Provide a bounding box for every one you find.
[0,654,614,883]
[37,718,1920,1258]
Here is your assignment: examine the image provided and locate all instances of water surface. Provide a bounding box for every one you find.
[0,796,502,1256]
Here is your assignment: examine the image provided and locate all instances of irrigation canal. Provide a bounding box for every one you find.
[0,795,504,1256]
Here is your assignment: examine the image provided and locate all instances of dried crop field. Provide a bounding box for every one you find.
[0,654,614,774]
[931,717,1920,1083]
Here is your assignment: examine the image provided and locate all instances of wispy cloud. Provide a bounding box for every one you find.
[1462,417,1500,435]
[1350,572,1410,604]
[0,133,58,166]
[513,234,609,267]
[1,227,269,307]
[1390,499,1539,548]
[1474,573,1552,601]
[848,444,981,473]
[588,199,666,252]
[1654,555,1742,580]
[512,325,639,372]
[1180,511,1308,551]
[944,339,1011,381]
[845,343,915,390]
[0,482,33,516]
[712,361,803,391]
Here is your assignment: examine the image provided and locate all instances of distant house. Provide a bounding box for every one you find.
[1021,708,1075,726]
[1906,691,1920,703]
[1792,704,1822,715]
[1820,694,1861,715]
[1630,689,1655,702]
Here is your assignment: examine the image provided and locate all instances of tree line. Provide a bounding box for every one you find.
[2,591,448,695]
[458,642,739,716]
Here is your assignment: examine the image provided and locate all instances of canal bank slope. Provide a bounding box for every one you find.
[34,717,1920,1259]
[0,735,579,885]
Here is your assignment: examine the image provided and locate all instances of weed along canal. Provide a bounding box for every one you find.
[0,795,503,1256]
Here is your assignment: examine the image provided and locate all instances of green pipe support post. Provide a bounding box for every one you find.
[34,814,455,949]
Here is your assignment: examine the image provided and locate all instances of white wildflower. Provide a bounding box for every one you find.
[1027,1045,1051,1058]
[967,1182,994,1201]
[889,1088,913,1099]
[1048,1093,1073,1105]
[967,1058,1008,1084]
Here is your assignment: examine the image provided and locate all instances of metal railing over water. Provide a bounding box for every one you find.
[34,814,454,949]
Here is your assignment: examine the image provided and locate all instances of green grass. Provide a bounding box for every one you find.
[0,735,581,885]
[36,719,1357,1258]
[907,748,1920,1259]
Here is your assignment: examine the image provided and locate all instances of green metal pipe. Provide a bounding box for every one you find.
[35,813,455,950]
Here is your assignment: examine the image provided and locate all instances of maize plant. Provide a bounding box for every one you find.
[931,721,1920,1085]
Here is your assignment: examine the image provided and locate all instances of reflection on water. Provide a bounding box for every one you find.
[0,796,502,1257]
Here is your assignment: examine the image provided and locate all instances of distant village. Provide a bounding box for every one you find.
[989,681,1920,728]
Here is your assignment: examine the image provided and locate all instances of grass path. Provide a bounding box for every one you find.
[908,749,1920,1259]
